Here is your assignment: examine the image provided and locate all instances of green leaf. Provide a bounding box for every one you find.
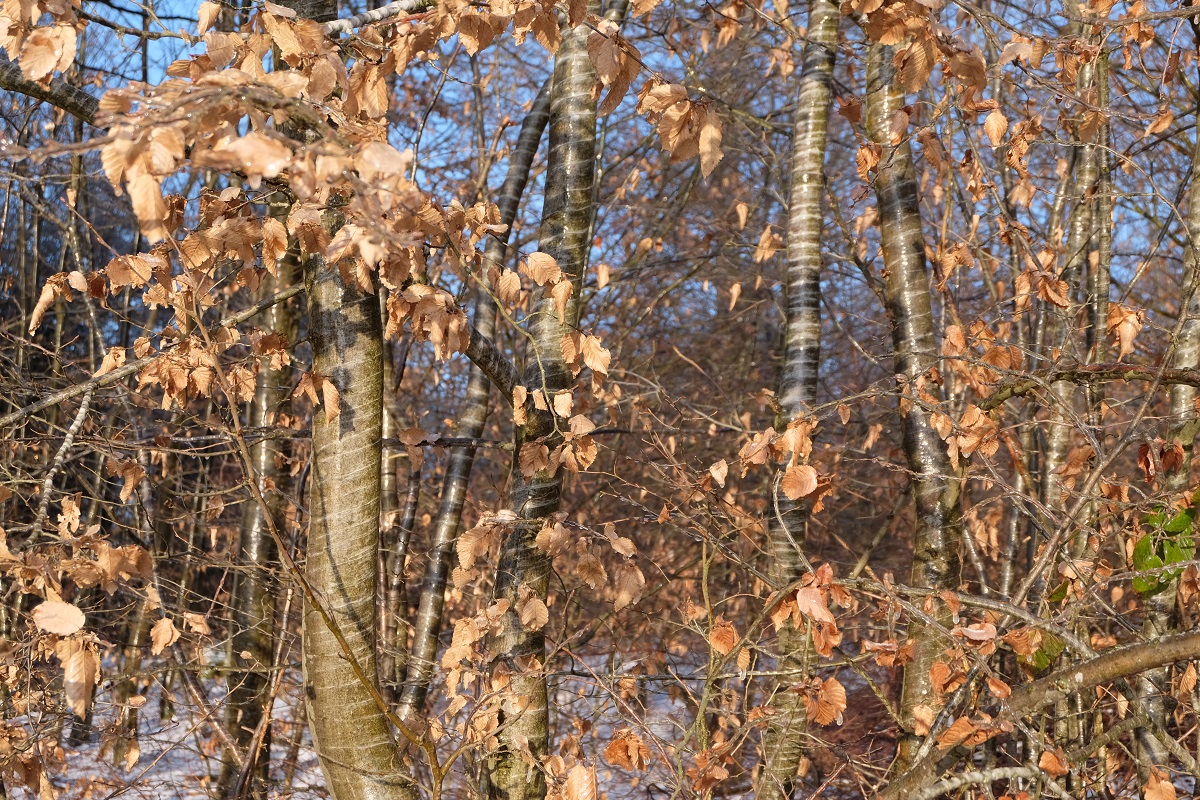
[1020,631,1066,673]
[1046,581,1069,603]
[1163,509,1194,533]
[1132,534,1157,571]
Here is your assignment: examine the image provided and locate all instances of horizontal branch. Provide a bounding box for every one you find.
[881,631,1200,800]
[1005,630,1200,718]
[321,0,431,35]
[911,767,1043,800]
[0,58,98,125]
[980,363,1200,410]
[1,284,304,431]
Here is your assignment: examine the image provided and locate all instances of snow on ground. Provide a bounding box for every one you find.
[26,670,326,800]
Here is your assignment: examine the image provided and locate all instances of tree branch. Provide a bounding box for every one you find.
[981,363,1200,410]
[881,631,1200,800]
[1006,630,1200,718]
[321,0,431,35]
[0,284,305,431]
[0,58,98,125]
[463,324,520,405]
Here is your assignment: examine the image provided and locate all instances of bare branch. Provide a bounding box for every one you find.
[0,58,98,125]
[321,0,430,35]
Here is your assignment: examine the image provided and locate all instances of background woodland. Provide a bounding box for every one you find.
[2,0,1200,797]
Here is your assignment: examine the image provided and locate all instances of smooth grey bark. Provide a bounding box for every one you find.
[484,8,605,799]
[864,42,962,777]
[294,1,416,798]
[757,3,838,799]
[303,235,417,800]
[1041,51,1097,530]
[1134,35,1200,773]
[220,244,296,798]
[396,79,552,723]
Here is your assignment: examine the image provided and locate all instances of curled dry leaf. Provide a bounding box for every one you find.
[1144,108,1174,140]
[1106,303,1143,361]
[1145,766,1177,800]
[803,676,847,725]
[56,636,100,718]
[182,611,211,635]
[984,109,1008,148]
[32,601,86,636]
[95,346,126,377]
[1038,747,1069,778]
[636,80,723,177]
[709,458,729,487]
[576,551,608,589]
[612,560,645,611]
[293,372,342,421]
[986,676,1011,699]
[497,269,522,304]
[604,730,652,770]
[793,585,835,624]
[780,464,819,500]
[709,615,738,656]
[196,1,220,35]
[936,716,978,750]
[563,764,597,800]
[106,458,146,503]
[150,617,180,655]
[517,596,549,630]
[521,252,561,286]
[587,21,641,115]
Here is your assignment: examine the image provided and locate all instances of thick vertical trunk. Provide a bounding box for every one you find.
[296,0,412,789]
[397,79,552,723]
[756,3,837,798]
[303,239,416,800]
[484,13,599,800]
[281,0,417,795]
[864,42,961,776]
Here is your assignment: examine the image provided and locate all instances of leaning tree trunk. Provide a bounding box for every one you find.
[864,42,962,776]
[483,11,601,800]
[756,2,837,799]
[396,79,552,724]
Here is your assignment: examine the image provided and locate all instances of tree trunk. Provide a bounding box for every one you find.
[1134,34,1200,773]
[303,220,417,800]
[864,41,962,776]
[756,2,837,798]
[219,237,296,799]
[484,11,600,800]
[1041,51,1096,544]
[397,78,552,724]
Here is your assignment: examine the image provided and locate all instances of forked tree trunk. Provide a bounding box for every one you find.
[396,79,552,724]
[756,2,837,798]
[864,42,962,776]
[484,11,600,800]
